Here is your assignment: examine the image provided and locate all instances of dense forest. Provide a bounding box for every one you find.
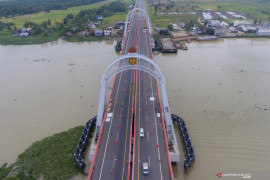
[0,0,105,17]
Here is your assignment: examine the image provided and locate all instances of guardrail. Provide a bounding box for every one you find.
[74,116,96,171]
[171,114,195,173]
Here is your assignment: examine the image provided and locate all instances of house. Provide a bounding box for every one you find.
[241,26,249,33]
[77,31,90,37]
[192,27,202,35]
[172,24,181,31]
[117,22,125,26]
[90,28,96,33]
[71,26,78,31]
[221,21,229,28]
[20,28,27,33]
[104,27,113,36]
[26,28,33,32]
[97,16,103,21]
[118,30,124,36]
[238,26,257,33]
[155,27,166,33]
[94,30,103,37]
[232,20,250,26]
[87,21,96,29]
[208,20,221,28]
[179,22,185,28]
[247,27,257,33]
[12,30,19,37]
[200,17,206,23]
[229,26,238,33]
[19,32,29,37]
[116,21,125,29]
[214,28,226,36]
[257,29,270,36]
[66,32,73,37]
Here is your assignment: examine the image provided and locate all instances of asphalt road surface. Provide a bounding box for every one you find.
[89,0,172,179]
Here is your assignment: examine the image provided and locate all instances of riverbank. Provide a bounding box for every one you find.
[0,30,119,45]
[0,30,61,45]
[1,39,270,180]
[0,126,85,180]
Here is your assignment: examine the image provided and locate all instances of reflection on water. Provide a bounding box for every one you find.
[0,39,118,165]
[1,38,270,179]
[154,39,270,180]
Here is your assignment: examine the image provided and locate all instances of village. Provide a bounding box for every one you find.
[11,8,270,51]
[154,9,270,53]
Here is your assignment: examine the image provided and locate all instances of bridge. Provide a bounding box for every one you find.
[87,0,180,179]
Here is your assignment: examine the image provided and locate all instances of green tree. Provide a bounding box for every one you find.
[206,28,214,35]
[167,24,173,31]
[159,29,169,35]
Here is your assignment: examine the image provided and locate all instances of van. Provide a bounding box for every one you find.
[140,128,144,138]
[143,162,149,175]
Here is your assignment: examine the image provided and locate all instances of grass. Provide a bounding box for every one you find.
[151,14,199,27]
[0,30,61,45]
[0,10,126,45]
[0,1,107,28]
[1,126,87,180]
[196,2,270,21]
[102,12,127,27]
[147,0,270,25]
[64,35,109,42]
[146,0,199,28]
[0,163,12,179]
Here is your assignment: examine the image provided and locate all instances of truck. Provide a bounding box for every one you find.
[143,162,149,175]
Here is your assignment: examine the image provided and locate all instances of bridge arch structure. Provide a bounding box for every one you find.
[94,53,174,145]
[123,8,152,42]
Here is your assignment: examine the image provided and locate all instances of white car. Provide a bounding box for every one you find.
[140,128,144,138]
[143,162,149,175]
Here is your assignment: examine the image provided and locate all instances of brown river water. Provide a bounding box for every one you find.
[1,38,270,179]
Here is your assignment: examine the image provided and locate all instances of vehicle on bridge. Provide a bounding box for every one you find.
[140,128,144,138]
[143,162,149,175]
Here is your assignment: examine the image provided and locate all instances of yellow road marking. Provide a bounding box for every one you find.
[121,70,134,180]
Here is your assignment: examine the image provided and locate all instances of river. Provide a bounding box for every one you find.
[1,38,270,179]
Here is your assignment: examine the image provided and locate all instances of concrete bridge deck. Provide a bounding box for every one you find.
[87,0,178,179]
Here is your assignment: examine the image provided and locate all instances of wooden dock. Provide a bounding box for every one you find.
[175,42,188,50]
[160,38,177,53]
[196,36,218,41]
[172,35,195,42]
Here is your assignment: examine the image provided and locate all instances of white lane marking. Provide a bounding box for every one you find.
[148,155,150,168]
[98,60,125,180]
[145,31,163,180]
[112,159,118,169]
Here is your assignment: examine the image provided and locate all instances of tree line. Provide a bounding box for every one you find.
[0,0,105,17]
[0,1,127,36]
